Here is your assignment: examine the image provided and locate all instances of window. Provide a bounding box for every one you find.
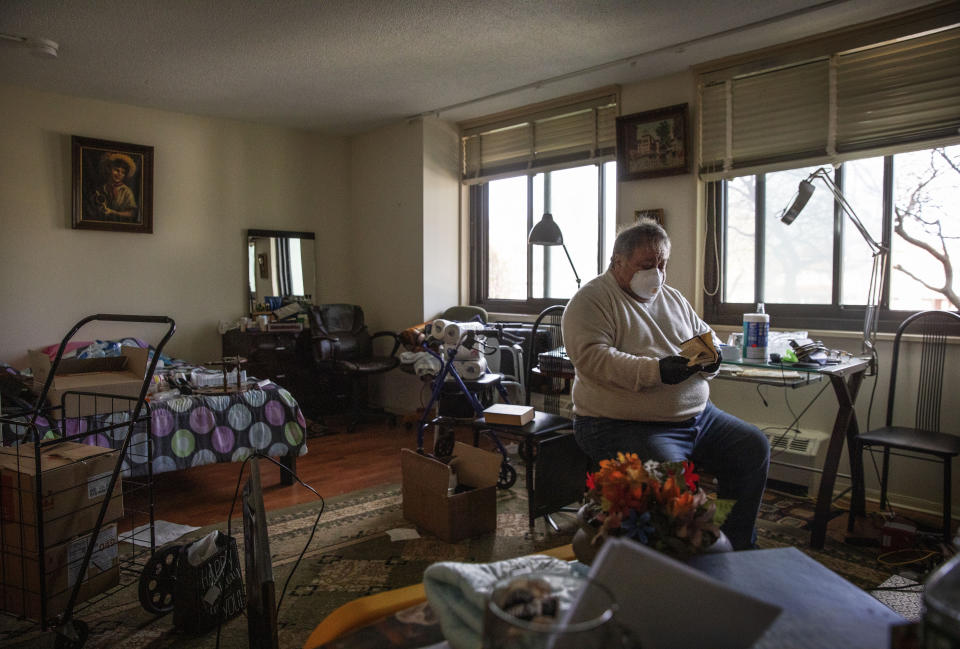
[698,8,960,334]
[471,161,617,313]
[705,144,960,332]
[461,86,619,313]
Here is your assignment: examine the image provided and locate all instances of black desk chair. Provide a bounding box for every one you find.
[852,310,960,542]
[526,305,573,408]
[309,304,400,433]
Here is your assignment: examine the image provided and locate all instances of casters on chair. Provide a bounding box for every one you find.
[498,461,517,489]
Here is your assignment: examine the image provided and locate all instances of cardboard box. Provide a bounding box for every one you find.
[29,346,149,418]
[401,442,501,543]
[0,442,123,552]
[1,523,120,622]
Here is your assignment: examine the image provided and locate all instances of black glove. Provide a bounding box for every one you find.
[659,356,699,385]
[700,348,723,374]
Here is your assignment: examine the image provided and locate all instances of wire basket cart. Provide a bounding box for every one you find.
[0,314,175,649]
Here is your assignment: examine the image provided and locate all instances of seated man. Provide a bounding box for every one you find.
[561,219,769,550]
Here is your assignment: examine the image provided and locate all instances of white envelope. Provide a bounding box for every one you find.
[575,538,782,649]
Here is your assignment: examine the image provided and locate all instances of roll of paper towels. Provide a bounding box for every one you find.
[443,321,485,346]
[429,319,451,341]
[452,337,485,360]
[452,358,488,379]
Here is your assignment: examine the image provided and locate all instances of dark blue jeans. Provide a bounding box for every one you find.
[574,402,769,550]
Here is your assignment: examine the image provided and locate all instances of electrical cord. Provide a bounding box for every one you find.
[763,379,830,465]
[877,548,940,567]
[755,383,768,407]
[702,180,721,297]
[210,451,325,649]
[226,453,325,610]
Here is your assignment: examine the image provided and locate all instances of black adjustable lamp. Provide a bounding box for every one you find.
[779,167,888,358]
[528,212,581,289]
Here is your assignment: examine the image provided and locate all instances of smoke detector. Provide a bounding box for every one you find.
[0,33,59,58]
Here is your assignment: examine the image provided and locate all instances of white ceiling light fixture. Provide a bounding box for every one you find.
[0,32,59,58]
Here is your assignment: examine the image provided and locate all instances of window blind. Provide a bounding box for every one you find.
[698,21,960,180]
[837,28,960,153]
[460,87,618,183]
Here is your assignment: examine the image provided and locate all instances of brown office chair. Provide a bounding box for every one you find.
[309,304,400,433]
[852,310,960,542]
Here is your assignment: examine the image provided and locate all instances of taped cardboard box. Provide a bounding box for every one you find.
[0,442,123,552]
[401,442,501,543]
[29,346,149,418]
[1,522,120,621]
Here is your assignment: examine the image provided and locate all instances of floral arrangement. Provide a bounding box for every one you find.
[582,453,735,558]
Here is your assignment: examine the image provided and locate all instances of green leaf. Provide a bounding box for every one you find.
[711,499,736,527]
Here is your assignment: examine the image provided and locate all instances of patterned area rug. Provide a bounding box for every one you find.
[0,474,908,649]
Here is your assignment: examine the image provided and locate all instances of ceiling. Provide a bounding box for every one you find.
[0,0,941,136]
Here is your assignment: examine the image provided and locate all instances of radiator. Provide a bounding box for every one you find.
[529,392,573,419]
[764,429,830,496]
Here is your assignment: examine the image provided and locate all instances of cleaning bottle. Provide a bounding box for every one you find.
[743,303,770,361]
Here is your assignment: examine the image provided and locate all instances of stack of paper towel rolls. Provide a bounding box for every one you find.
[443,321,485,346]
[451,357,488,379]
[428,319,452,341]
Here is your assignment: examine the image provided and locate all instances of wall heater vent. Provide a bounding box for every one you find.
[763,429,830,496]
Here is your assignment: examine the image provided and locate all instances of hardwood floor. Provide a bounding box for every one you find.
[120,415,952,542]
[119,416,479,530]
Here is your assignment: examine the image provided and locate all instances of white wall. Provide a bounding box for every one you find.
[422,116,461,321]
[0,84,349,367]
[617,72,700,302]
[349,117,464,413]
[349,119,424,330]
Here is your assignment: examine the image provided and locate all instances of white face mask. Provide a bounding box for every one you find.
[629,267,664,300]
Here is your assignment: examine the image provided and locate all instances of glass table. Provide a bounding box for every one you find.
[716,356,872,549]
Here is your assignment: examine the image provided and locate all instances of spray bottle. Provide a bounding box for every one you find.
[743,303,770,361]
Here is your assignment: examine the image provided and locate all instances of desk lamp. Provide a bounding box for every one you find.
[779,167,888,359]
[528,212,581,289]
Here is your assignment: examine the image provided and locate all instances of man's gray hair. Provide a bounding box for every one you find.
[610,218,671,265]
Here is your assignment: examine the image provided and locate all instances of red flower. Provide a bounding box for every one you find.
[682,460,699,492]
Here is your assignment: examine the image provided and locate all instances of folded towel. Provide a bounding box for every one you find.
[423,555,574,649]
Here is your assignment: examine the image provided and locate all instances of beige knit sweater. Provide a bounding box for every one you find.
[561,269,716,422]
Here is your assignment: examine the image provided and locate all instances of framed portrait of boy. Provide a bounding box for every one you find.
[72,136,154,233]
[616,104,689,181]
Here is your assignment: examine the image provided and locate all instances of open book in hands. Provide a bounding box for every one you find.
[678,333,720,367]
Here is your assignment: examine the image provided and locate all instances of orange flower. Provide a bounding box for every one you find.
[584,454,735,557]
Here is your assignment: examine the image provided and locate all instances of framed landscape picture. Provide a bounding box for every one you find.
[72,136,154,233]
[616,104,689,181]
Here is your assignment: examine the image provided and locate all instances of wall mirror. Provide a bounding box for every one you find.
[247,229,316,313]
